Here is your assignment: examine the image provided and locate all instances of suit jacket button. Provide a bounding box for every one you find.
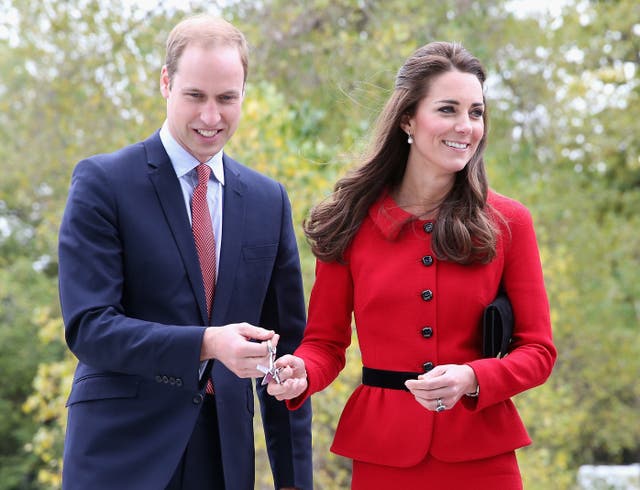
[423,222,434,233]
[162,375,169,384]
[421,326,433,338]
[176,378,183,387]
[421,255,433,266]
[155,375,162,383]
[421,289,433,301]
[169,377,176,385]
[423,362,434,372]
[192,394,204,404]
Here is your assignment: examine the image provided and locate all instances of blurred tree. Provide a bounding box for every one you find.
[0,0,177,487]
[482,1,640,487]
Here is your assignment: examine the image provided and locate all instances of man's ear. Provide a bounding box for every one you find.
[160,66,170,98]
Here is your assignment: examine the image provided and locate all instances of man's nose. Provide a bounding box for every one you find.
[201,102,221,125]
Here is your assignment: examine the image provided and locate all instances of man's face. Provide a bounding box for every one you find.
[161,43,245,163]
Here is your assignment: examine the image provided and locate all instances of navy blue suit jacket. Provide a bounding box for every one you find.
[58,131,313,489]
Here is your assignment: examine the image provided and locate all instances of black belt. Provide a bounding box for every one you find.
[362,367,421,391]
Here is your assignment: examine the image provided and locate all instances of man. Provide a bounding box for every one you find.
[58,14,312,490]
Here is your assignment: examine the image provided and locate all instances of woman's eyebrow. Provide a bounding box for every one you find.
[435,99,484,107]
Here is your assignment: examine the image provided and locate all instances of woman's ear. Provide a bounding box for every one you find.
[400,113,412,135]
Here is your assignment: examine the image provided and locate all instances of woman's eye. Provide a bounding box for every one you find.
[439,106,455,113]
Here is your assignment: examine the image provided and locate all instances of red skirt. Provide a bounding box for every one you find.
[352,451,522,490]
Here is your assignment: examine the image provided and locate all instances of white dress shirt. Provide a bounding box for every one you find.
[159,122,224,279]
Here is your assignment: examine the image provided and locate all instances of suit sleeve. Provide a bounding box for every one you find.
[58,158,205,390]
[255,183,313,490]
[465,203,557,410]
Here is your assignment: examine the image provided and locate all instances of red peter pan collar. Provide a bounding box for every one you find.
[368,190,430,241]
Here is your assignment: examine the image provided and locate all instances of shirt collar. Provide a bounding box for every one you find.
[160,121,225,185]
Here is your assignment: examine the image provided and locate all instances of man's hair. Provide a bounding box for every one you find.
[165,14,249,86]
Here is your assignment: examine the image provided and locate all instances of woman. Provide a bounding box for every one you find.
[268,41,557,489]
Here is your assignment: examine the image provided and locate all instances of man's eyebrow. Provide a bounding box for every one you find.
[179,87,241,97]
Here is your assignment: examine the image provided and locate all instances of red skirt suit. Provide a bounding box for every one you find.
[288,190,557,489]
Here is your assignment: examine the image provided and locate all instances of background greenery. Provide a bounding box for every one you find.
[0,0,638,488]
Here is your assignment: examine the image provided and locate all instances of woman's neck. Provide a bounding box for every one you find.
[392,173,454,220]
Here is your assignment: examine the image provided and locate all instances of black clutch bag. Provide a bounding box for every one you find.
[482,291,513,358]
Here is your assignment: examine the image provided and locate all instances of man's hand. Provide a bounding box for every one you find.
[200,323,278,378]
[266,354,308,401]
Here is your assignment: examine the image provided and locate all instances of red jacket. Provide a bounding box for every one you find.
[289,190,557,467]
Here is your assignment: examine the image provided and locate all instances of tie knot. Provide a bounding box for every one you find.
[196,163,211,185]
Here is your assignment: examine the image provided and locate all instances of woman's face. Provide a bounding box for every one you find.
[403,70,484,180]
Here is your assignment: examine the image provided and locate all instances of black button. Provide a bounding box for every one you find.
[192,394,204,404]
[162,375,169,384]
[421,327,433,338]
[176,378,183,387]
[421,289,433,301]
[169,377,176,385]
[423,362,434,372]
[155,375,162,383]
[423,222,434,233]
[421,255,433,266]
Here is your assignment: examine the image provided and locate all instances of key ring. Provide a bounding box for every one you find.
[257,340,282,385]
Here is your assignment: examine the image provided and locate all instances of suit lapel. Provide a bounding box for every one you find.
[144,132,209,324]
[211,155,246,324]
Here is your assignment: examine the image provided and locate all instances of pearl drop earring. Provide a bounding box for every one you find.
[407,133,414,144]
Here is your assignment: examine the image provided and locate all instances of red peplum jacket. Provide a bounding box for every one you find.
[287,190,557,468]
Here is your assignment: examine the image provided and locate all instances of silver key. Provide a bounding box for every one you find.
[256,340,281,385]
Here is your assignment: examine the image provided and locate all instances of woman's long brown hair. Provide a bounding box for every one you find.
[304,42,498,265]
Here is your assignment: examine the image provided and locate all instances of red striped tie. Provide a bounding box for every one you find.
[191,163,216,394]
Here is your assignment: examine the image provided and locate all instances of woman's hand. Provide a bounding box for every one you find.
[266,354,308,401]
[404,364,478,412]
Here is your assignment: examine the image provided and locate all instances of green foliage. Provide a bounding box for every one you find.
[0,0,638,489]
[0,1,178,487]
